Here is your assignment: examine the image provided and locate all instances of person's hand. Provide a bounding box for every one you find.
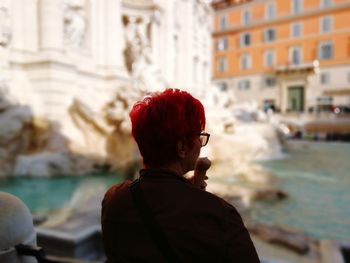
[191,157,211,190]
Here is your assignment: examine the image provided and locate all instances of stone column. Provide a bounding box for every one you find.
[11,0,39,52]
[39,0,64,53]
[151,10,161,67]
[92,0,126,72]
[163,0,176,84]
[104,0,125,70]
[280,81,288,113]
[183,0,194,86]
[203,9,212,88]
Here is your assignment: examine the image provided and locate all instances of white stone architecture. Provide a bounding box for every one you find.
[121,0,212,95]
[4,0,212,125]
[0,0,213,176]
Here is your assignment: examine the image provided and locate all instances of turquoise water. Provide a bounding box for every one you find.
[0,174,121,213]
[1,142,349,242]
[250,141,350,242]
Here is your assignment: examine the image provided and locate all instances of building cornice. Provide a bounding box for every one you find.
[198,0,214,13]
[323,89,350,96]
[10,54,130,81]
[212,61,350,79]
[212,0,255,10]
[213,1,350,35]
[122,0,159,10]
[274,61,319,76]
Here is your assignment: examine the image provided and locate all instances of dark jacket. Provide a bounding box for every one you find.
[101,169,260,262]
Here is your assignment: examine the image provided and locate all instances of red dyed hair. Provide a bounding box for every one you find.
[129,89,206,167]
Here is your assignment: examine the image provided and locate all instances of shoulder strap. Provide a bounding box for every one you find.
[129,179,180,263]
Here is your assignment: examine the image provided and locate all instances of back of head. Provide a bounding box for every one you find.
[129,89,205,167]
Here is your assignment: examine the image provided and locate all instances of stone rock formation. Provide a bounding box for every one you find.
[0,85,34,177]
[248,223,319,256]
[67,85,144,176]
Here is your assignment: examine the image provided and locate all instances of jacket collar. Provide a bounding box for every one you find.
[139,168,191,184]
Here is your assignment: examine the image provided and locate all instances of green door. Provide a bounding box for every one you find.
[287,86,304,112]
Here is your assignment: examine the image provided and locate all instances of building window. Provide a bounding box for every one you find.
[242,10,250,25]
[202,62,208,84]
[264,50,275,67]
[220,15,227,30]
[318,41,333,60]
[266,2,276,19]
[316,96,333,112]
[238,80,251,90]
[240,33,251,47]
[320,72,330,84]
[219,82,228,91]
[174,36,179,80]
[217,37,228,51]
[321,0,332,8]
[291,23,302,38]
[193,57,198,82]
[264,28,276,42]
[264,76,277,87]
[218,57,228,72]
[321,16,332,33]
[292,0,303,14]
[240,53,251,70]
[290,46,302,65]
[264,99,276,112]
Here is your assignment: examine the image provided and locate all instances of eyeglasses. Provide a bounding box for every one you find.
[199,132,210,147]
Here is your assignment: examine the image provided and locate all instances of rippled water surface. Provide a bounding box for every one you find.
[0,174,121,213]
[1,141,349,242]
[251,141,350,242]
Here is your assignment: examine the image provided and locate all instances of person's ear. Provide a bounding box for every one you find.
[177,139,187,159]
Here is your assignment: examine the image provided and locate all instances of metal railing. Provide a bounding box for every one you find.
[15,244,103,263]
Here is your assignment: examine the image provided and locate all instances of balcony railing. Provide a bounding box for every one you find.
[274,60,320,75]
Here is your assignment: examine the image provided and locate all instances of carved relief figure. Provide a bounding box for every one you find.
[64,0,87,48]
[123,16,139,73]
[123,15,164,91]
[0,0,11,47]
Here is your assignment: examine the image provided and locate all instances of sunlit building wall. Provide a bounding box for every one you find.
[5,0,128,122]
[212,0,350,113]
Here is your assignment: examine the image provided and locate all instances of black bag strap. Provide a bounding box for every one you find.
[129,179,180,263]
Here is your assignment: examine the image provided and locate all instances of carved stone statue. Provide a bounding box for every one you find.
[64,0,87,48]
[123,15,165,91]
[0,1,11,47]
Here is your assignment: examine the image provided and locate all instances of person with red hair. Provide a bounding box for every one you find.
[101,89,259,262]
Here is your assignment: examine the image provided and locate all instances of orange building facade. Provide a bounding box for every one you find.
[212,0,350,113]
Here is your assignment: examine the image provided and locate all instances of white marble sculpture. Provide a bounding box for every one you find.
[64,0,87,48]
[0,0,11,47]
[123,15,165,92]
